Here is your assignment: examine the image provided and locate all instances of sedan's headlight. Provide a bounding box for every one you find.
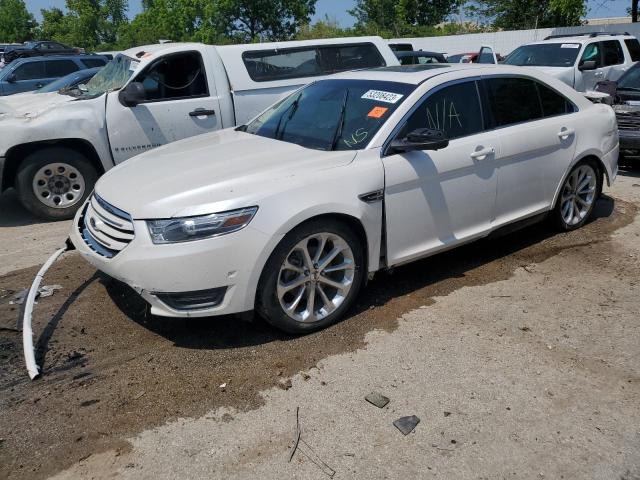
[147,207,258,244]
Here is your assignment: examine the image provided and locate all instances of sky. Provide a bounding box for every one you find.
[24,0,633,24]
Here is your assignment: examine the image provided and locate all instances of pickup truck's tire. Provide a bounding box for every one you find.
[257,219,365,335]
[16,147,98,221]
[551,159,602,231]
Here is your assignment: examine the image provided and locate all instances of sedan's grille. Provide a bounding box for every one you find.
[614,107,640,131]
[79,194,134,258]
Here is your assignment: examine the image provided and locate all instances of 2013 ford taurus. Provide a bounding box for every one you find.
[70,64,619,334]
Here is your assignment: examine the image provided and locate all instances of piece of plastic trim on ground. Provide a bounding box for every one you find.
[23,246,68,380]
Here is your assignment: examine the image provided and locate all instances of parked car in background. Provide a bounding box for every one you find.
[447,46,501,64]
[35,67,101,94]
[69,64,618,334]
[0,43,20,65]
[396,50,446,65]
[0,38,399,220]
[3,41,81,64]
[0,55,108,96]
[389,43,414,52]
[503,32,640,91]
[96,51,118,60]
[592,62,640,164]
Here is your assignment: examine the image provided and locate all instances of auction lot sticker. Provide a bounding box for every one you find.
[361,90,404,104]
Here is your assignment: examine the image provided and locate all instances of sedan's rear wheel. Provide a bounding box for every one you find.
[552,160,601,231]
[258,220,365,334]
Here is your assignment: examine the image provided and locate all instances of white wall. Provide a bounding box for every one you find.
[390,22,640,57]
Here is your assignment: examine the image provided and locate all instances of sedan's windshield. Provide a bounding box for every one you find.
[243,79,415,151]
[504,43,581,67]
[71,54,136,98]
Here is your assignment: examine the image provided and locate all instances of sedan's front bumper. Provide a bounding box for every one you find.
[70,204,272,318]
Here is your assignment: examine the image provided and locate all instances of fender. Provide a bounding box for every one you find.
[550,149,609,210]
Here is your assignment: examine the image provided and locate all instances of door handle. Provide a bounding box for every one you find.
[470,146,495,160]
[189,109,216,117]
[594,71,604,77]
[557,128,575,139]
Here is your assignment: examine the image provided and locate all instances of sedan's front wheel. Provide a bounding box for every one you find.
[552,159,601,231]
[258,220,365,334]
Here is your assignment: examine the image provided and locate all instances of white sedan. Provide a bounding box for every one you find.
[70,64,619,334]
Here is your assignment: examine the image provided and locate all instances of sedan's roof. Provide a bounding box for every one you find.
[331,64,523,85]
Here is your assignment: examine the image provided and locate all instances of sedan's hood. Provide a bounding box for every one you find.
[95,129,357,219]
[0,91,73,117]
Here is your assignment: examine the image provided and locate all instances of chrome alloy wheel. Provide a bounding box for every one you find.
[277,232,356,323]
[560,164,597,226]
[32,162,86,209]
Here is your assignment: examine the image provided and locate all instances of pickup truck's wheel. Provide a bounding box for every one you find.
[16,147,98,220]
[552,159,601,231]
[257,220,365,334]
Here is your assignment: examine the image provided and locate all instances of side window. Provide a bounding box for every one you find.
[134,51,208,102]
[602,40,624,66]
[477,46,495,64]
[242,43,386,82]
[580,43,602,67]
[12,62,45,80]
[400,81,484,140]
[81,58,107,68]
[45,60,79,77]
[536,82,574,117]
[399,56,414,65]
[625,39,640,61]
[485,77,542,127]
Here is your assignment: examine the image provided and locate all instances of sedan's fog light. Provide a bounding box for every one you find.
[155,287,227,311]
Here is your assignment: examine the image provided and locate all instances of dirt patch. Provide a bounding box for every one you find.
[0,196,636,479]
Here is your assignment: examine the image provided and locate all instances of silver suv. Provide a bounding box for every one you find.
[504,32,640,91]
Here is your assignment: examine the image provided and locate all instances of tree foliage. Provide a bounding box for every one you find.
[0,0,36,42]
[466,0,586,29]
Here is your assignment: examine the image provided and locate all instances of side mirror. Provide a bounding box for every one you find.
[6,73,16,83]
[579,60,597,71]
[118,82,146,107]
[389,128,449,153]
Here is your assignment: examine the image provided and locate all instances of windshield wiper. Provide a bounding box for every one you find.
[330,90,349,151]
[274,91,302,140]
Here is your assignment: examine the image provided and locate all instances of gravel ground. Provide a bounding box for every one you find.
[0,170,639,479]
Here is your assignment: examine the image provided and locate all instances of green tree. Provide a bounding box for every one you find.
[214,0,317,41]
[349,0,464,36]
[0,0,36,42]
[466,0,586,29]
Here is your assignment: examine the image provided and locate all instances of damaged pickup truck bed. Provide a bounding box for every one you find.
[0,37,398,221]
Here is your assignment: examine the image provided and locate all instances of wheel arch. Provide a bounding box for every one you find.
[2,139,105,192]
[249,211,372,311]
[551,153,606,210]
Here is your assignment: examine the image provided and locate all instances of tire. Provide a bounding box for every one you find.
[257,219,365,335]
[15,147,98,221]
[551,158,602,231]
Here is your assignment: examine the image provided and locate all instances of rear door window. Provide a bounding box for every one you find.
[12,62,45,80]
[242,43,386,82]
[485,77,543,127]
[400,81,484,140]
[602,40,624,66]
[625,38,640,61]
[536,82,574,117]
[45,60,79,77]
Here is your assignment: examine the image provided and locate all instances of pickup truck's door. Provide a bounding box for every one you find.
[106,51,221,164]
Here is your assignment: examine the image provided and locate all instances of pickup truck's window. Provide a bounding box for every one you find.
[399,81,483,140]
[45,60,79,77]
[242,43,386,82]
[602,40,624,66]
[81,58,107,68]
[485,77,543,127]
[536,83,574,117]
[13,62,45,80]
[243,79,414,150]
[503,43,580,67]
[580,43,602,67]
[135,51,208,101]
[625,39,640,61]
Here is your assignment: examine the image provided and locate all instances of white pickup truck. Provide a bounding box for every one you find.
[0,37,398,219]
